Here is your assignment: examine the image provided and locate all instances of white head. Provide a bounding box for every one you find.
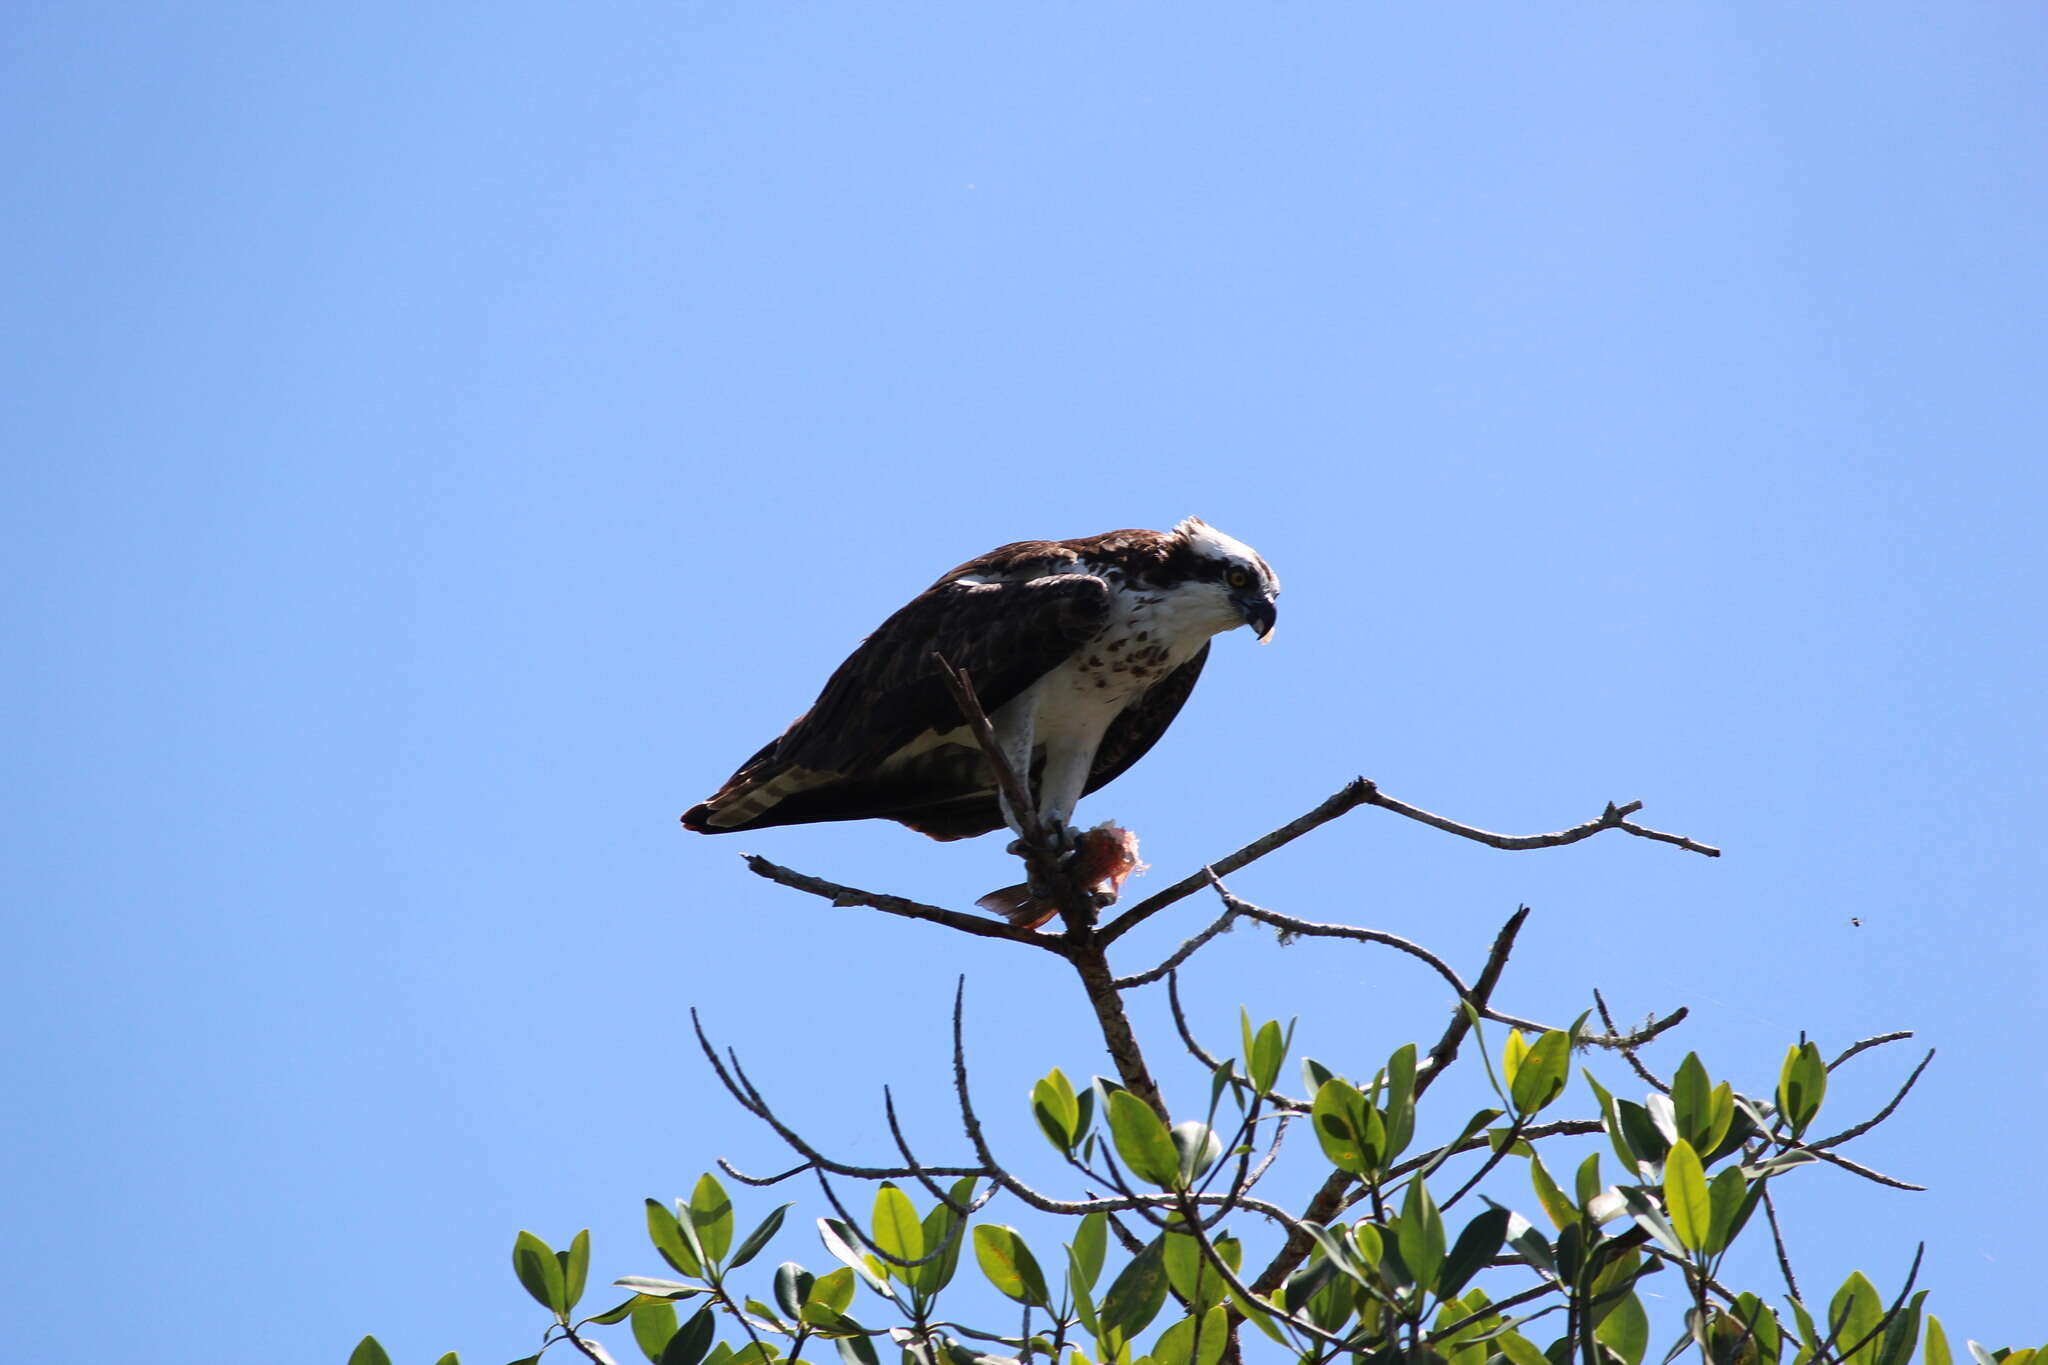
[1170,516,1280,643]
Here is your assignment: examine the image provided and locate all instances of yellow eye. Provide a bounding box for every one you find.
[1227,568,1250,589]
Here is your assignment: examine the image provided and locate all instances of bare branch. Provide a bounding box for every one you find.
[932,653,1044,850]
[1362,786,1721,859]
[1419,906,1530,1090]
[1830,1031,1914,1071]
[741,853,1058,948]
[1810,1049,1936,1152]
[715,1157,809,1187]
[1595,989,1672,1094]
[1114,895,1241,988]
[1216,886,1551,1036]
[1762,1182,1803,1305]
[1581,1004,1690,1054]
[1100,779,1716,946]
[1165,970,1307,1113]
[1100,780,1381,943]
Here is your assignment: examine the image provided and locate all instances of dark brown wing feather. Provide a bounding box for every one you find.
[683,565,1109,835]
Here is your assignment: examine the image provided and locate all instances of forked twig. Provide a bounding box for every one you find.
[1100,778,1718,945]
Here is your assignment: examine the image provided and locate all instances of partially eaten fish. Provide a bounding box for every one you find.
[976,822,1148,930]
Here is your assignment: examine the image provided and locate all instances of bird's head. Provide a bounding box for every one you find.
[1171,516,1280,643]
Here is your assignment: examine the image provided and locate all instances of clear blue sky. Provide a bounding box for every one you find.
[6,5,2044,1361]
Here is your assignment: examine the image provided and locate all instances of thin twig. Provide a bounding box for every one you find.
[741,854,1057,948]
[1217,886,1552,1035]
[1419,906,1531,1089]
[1100,779,1716,946]
[1113,894,1241,988]
[1165,970,1308,1113]
[1762,1181,1802,1305]
[932,652,1044,849]
[1809,1049,1935,1152]
[1100,780,1381,943]
[715,1157,809,1187]
[1830,1032,1914,1071]
[1595,989,1671,1094]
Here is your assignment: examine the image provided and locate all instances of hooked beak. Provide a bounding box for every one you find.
[1237,593,1278,644]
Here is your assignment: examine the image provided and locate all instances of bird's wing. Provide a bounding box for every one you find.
[1082,642,1211,797]
[778,572,1109,771]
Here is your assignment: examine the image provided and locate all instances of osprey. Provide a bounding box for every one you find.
[682,517,1279,845]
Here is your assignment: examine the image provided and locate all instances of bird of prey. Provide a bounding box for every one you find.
[681,517,1279,847]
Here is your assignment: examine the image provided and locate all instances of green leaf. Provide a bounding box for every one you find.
[688,1175,735,1266]
[833,1334,880,1365]
[1616,1186,1683,1257]
[1033,1069,1081,1150]
[803,1266,858,1327]
[1509,1030,1571,1115]
[1828,1271,1883,1365]
[1575,1152,1605,1210]
[1672,1054,1712,1149]
[817,1217,895,1301]
[1503,1028,1530,1087]
[1311,1077,1381,1176]
[585,1295,644,1325]
[1496,1329,1552,1365]
[1664,1139,1712,1254]
[562,1229,590,1313]
[1786,1296,1821,1355]
[1617,1098,1671,1168]
[1162,1229,1237,1311]
[1875,1290,1929,1365]
[869,1184,923,1279]
[613,1277,703,1300]
[433,1355,460,1365]
[1778,1042,1828,1138]
[1107,1089,1183,1187]
[1171,1120,1224,1185]
[1734,1293,1784,1365]
[1069,1211,1107,1292]
[1594,1287,1650,1365]
[1154,1305,1231,1365]
[1584,1071,1643,1174]
[1301,1056,1335,1096]
[1382,1043,1418,1161]
[631,1300,679,1363]
[660,1306,716,1365]
[349,1339,394,1365]
[1707,1165,1755,1257]
[1099,1235,1170,1341]
[1586,1246,1645,1329]
[772,1263,812,1320]
[1228,1284,1287,1344]
[646,1201,703,1279]
[1499,1204,1556,1277]
[1247,1015,1287,1095]
[1437,1205,1510,1299]
[1396,1177,1447,1294]
[729,1203,792,1271]
[1924,1315,1953,1365]
[973,1225,1050,1306]
[513,1231,569,1315]
[1703,1082,1738,1157]
[1527,1152,1577,1232]
[913,1186,968,1296]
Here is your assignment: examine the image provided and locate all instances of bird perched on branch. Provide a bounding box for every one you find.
[681,517,1280,852]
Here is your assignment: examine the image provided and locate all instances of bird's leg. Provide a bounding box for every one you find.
[993,707,1049,862]
[1033,743,1096,862]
